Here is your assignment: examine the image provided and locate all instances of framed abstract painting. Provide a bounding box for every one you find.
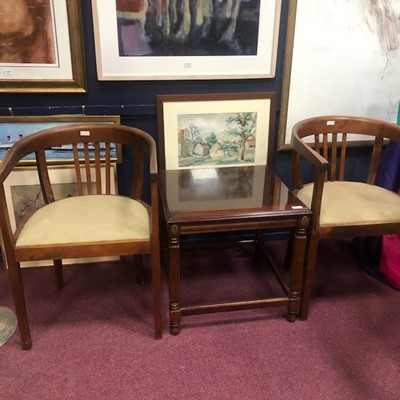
[92,0,282,80]
[0,0,86,93]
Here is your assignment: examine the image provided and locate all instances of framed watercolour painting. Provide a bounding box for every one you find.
[0,115,121,164]
[157,92,276,170]
[91,0,281,80]
[0,0,86,93]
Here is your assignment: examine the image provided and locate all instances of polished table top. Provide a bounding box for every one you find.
[158,165,310,224]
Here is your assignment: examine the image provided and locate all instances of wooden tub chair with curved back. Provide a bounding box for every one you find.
[291,115,400,319]
[0,124,162,350]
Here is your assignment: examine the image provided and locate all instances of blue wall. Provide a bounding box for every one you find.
[0,1,365,189]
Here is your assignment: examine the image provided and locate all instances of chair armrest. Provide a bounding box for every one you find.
[292,132,329,171]
[291,132,329,224]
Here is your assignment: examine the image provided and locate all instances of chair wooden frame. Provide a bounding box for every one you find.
[0,124,162,349]
[291,115,400,319]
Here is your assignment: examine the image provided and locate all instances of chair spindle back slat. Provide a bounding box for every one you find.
[322,134,329,160]
[73,144,84,195]
[35,149,55,203]
[82,144,92,195]
[368,136,384,184]
[330,133,338,180]
[93,143,102,194]
[104,143,111,194]
[131,146,145,200]
[314,134,321,154]
[339,132,347,181]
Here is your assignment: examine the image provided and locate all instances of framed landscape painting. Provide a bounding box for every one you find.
[92,0,281,80]
[0,0,86,93]
[157,92,276,170]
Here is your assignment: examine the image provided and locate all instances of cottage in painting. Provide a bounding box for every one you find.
[244,138,256,159]
[193,143,210,156]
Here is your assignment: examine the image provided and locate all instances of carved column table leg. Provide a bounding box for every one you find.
[168,224,181,335]
[287,215,309,322]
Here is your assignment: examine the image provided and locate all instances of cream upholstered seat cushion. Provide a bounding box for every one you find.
[297,181,400,227]
[16,195,150,247]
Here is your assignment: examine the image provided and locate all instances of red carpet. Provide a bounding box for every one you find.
[0,239,399,400]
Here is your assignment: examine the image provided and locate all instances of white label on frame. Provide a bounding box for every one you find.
[326,120,335,125]
[80,130,90,136]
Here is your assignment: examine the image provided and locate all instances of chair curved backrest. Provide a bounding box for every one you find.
[291,115,400,319]
[0,124,162,350]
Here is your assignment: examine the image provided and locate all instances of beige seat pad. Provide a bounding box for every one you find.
[16,195,149,247]
[297,181,400,227]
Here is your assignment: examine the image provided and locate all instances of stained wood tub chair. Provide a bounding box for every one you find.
[0,124,162,349]
[291,115,400,319]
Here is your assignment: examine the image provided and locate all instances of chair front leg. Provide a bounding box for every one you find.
[150,248,162,340]
[299,234,320,320]
[7,259,32,350]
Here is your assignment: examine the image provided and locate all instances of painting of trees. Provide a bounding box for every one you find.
[116,0,261,57]
[224,112,257,161]
[177,111,257,167]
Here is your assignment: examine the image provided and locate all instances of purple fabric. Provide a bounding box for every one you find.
[376,140,400,191]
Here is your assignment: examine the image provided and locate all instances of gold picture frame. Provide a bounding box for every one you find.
[0,0,86,93]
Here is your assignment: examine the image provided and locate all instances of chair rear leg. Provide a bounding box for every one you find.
[54,259,63,291]
[7,260,32,350]
[133,254,144,284]
[299,235,320,320]
[150,251,162,339]
[120,255,145,283]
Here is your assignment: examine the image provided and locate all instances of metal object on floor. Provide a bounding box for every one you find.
[0,306,17,346]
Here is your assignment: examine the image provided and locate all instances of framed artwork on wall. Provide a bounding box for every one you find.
[0,0,86,93]
[0,115,122,164]
[157,92,276,170]
[278,0,400,149]
[91,0,282,80]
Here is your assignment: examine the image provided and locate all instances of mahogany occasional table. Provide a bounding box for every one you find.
[158,165,311,335]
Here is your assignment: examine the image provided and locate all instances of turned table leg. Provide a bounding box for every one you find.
[287,216,309,322]
[168,224,181,335]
